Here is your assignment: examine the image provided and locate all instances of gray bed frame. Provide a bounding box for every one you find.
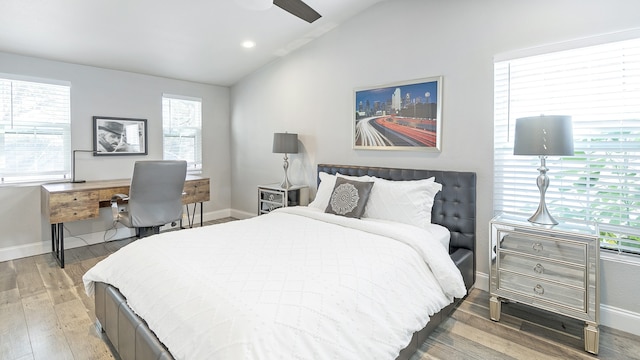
[93,164,476,360]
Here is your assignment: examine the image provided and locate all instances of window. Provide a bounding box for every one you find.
[494,36,640,255]
[162,94,202,173]
[0,75,71,184]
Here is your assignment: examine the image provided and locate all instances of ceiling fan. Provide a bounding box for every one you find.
[241,0,321,23]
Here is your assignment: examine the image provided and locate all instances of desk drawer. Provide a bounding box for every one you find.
[49,191,99,223]
[182,179,210,204]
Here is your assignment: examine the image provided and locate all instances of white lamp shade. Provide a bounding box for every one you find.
[273,133,298,154]
[514,115,574,156]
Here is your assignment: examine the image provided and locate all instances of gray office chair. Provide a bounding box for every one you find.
[111,160,187,238]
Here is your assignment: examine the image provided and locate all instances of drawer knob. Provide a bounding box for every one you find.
[534,263,544,274]
[532,242,544,252]
[534,284,545,295]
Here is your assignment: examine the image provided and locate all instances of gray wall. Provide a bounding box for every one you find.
[230,0,640,332]
[0,52,231,257]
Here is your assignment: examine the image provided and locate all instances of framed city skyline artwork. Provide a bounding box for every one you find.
[93,116,148,156]
[353,76,442,151]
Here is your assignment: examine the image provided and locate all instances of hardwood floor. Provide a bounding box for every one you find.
[412,290,640,360]
[1,218,639,360]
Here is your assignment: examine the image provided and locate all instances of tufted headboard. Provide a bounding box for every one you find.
[317,164,477,289]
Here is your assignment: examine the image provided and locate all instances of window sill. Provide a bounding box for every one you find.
[600,249,640,266]
[0,179,69,188]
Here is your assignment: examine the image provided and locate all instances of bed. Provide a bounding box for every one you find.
[83,164,476,360]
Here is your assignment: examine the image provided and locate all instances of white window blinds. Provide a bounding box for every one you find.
[494,37,640,255]
[0,76,71,183]
[162,95,202,173]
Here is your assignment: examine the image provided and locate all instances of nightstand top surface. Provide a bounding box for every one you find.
[492,212,598,236]
[258,183,307,191]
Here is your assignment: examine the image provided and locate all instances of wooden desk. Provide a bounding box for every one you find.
[41,175,210,268]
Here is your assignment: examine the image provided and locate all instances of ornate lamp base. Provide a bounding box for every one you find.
[528,156,558,226]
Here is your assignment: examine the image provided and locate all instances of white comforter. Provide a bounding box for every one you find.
[83,207,466,360]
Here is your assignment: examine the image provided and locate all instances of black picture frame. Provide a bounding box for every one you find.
[93,116,148,156]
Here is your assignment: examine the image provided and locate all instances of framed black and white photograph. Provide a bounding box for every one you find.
[93,116,148,156]
[353,76,442,151]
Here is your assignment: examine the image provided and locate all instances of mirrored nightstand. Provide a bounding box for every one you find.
[490,213,600,354]
[257,184,309,215]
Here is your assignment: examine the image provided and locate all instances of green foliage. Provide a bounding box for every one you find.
[556,132,640,253]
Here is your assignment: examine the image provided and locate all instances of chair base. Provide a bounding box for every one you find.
[136,226,161,238]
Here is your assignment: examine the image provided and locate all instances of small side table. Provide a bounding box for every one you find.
[490,213,600,354]
[257,184,309,215]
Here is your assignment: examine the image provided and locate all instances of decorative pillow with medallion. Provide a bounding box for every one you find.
[324,177,374,218]
[308,172,372,210]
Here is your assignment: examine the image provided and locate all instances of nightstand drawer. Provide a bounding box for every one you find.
[500,252,585,287]
[260,190,284,205]
[500,232,586,264]
[499,270,586,312]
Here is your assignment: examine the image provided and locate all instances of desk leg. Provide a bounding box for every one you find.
[51,223,64,268]
[180,202,203,229]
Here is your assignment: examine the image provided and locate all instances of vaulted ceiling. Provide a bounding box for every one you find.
[0,0,384,86]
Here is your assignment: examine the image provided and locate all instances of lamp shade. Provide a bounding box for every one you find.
[514,115,574,156]
[272,133,298,154]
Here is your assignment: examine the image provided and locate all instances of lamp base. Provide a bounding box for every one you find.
[528,203,558,225]
[528,156,558,226]
[280,154,292,189]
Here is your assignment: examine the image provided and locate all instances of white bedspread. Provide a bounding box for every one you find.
[83,207,466,360]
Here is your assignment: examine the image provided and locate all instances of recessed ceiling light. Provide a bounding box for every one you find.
[242,41,256,49]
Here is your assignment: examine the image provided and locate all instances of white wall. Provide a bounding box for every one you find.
[0,52,231,259]
[230,0,640,334]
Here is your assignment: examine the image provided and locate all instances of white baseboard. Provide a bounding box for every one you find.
[474,271,640,337]
[600,304,640,336]
[230,209,255,220]
[0,209,232,263]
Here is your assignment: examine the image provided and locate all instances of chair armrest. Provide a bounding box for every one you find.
[111,193,129,202]
[110,194,129,221]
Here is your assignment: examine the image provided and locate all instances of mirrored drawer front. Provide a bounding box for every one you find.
[260,191,284,204]
[500,252,585,287]
[500,232,586,264]
[498,270,586,312]
[260,201,282,212]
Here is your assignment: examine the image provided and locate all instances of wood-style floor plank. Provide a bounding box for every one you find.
[2,217,640,360]
[14,257,46,299]
[21,291,74,360]
[55,299,114,360]
[0,288,32,360]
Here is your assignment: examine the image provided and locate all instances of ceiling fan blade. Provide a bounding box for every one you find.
[273,0,321,23]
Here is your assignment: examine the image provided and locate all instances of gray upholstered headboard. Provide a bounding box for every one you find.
[317,164,477,289]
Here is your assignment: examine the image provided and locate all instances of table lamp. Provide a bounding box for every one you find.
[72,149,98,183]
[272,132,298,189]
[513,115,574,225]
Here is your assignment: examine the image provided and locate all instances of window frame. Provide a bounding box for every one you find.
[161,94,203,174]
[0,73,71,184]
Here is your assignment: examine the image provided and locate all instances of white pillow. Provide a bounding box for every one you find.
[308,172,372,210]
[363,176,442,228]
